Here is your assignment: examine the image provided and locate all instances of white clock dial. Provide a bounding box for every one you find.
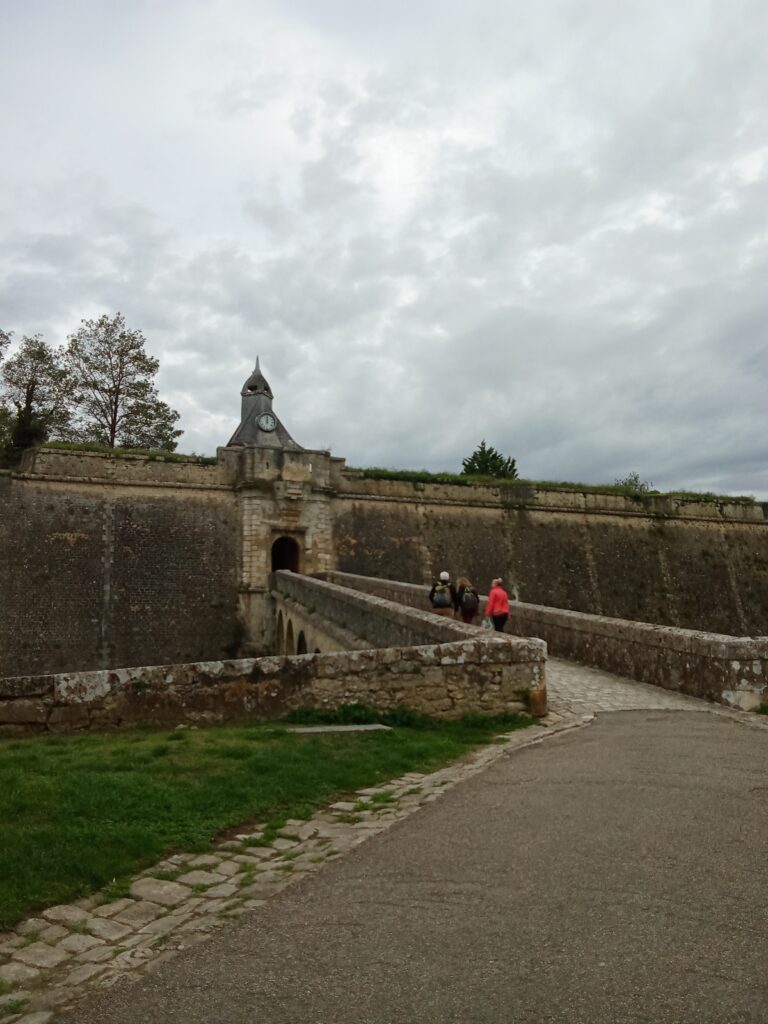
[258,413,276,432]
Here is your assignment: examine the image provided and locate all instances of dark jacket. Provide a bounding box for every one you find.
[456,584,479,613]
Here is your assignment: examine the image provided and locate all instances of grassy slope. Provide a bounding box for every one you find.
[0,715,532,929]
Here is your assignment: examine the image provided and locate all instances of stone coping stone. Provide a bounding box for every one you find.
[285,724,392,733]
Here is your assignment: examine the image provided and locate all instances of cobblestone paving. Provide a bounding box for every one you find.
[546,657,710,715]
[2,660,764,1024]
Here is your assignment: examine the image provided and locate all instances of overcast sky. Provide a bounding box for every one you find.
[1,0,767,497]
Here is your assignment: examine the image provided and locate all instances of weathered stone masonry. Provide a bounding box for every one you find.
[0,576,546,733]
[324,571,768,711]
[331,476,768,637]
[2,445,768,682]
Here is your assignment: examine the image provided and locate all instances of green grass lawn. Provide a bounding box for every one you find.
[0,711,533,930]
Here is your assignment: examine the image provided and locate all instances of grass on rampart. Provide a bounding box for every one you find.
[346,466,756,504]
[40,441,217,464]
[0,710,532,930]
[26,444,757,503]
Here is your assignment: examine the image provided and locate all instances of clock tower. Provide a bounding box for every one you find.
[220,357,342,656]
[227,357,303,450]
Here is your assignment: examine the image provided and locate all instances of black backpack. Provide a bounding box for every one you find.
[432,583,452,608]
[461,588,479,612]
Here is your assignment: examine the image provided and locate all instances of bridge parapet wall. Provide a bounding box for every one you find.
[0,634,544,735]
[0,571,547,734]
[274,570,477,648]
[320,571,768,711]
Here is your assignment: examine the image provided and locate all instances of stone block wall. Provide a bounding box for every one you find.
[274,570,482,648]
[331,476,768,636]
[321,571,768,711]
[0,471,240,678]
[18,447,236,487]
[273,570,547,715]
[5,442,768,683]
[504,603,768,711]
[0,636,544,735]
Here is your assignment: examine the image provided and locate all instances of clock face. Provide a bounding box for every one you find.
[258,413,276,432]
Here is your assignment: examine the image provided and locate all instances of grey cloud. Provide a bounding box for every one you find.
[1,0,767,500]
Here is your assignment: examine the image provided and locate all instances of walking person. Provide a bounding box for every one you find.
[484,577,510,632]
[455,576,480,624]
[429,570,458,619]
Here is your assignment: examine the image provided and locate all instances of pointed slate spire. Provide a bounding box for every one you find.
[241,354,273,399]
[227,356,303,450]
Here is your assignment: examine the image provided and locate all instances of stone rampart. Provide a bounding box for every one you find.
[17,446,236,487]
[5,444,768,681]
[0,466,240,679]
[320,571,768,711]
[331,477,768,636]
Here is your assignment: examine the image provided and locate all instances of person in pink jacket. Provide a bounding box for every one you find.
[484,577,510,632]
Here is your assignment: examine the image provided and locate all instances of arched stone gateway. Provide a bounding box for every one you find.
[297,631,307,655]
[271,536,300,574]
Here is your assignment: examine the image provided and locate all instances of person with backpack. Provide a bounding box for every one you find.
[455,576,480,624]
[484,577,510,632]
[428,570,458,618]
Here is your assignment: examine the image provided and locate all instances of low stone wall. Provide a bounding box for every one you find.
[505,603,768,711]
[0,636,545,735]
[274,570,547,715]
[318,571,438,613]
[320,571,768,711]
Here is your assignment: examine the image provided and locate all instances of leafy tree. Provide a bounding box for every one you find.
[0,334,71,453]
[0,405,13,454]
[614,471,654,496]
[461,440,518,479]
[0,329,10,363]
[63,313,182,450]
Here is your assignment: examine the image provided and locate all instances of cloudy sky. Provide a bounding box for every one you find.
[1,0,767,497]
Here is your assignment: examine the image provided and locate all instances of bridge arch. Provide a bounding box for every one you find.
[296,631,307,655]
[285,620,295,656]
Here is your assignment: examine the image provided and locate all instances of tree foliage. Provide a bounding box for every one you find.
[63,313,181,450]
[461,440,518,479]
[614,471,654,496]
[0,334,70,454]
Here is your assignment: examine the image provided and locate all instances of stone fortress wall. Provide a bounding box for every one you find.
[332,474,768,637]
[0,450,240,679]
[1,446,767,684]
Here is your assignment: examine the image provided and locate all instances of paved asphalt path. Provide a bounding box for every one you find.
[63,711,768,1024]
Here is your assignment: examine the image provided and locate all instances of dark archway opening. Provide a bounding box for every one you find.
[297,631,307,655]
[272,536,300,573]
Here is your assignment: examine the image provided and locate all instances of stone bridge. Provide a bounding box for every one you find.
[2,568,767,736]
[315,570,768,711]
